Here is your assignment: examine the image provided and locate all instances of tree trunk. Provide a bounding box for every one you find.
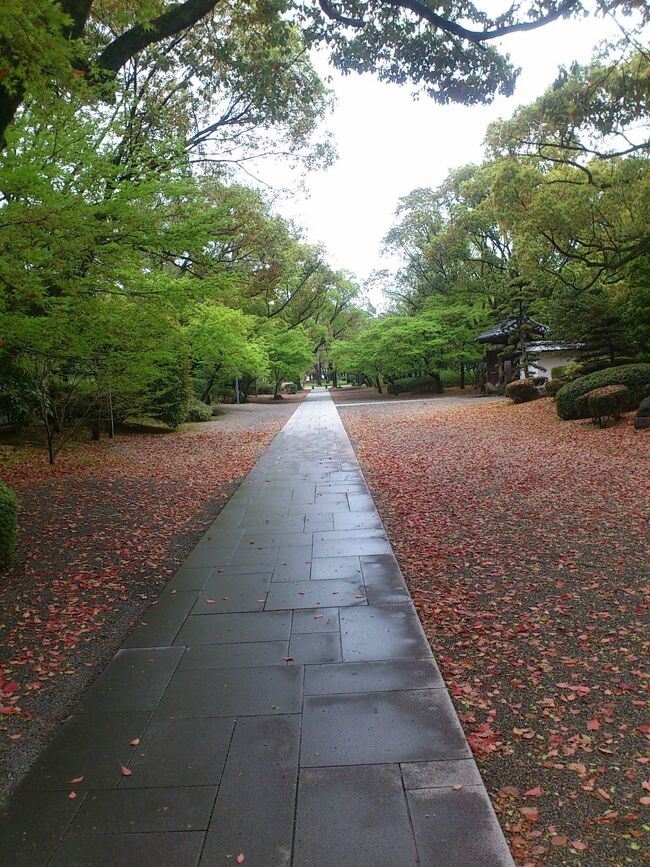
[44,419,55,465]
[375,377,383,394]
[108,385,115,438]
[201,364,221,403]
[92,412,101,441]
[459,362,465,389]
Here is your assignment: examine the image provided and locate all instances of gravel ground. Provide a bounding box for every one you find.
[338,397,649,867]
[0,399,299,802]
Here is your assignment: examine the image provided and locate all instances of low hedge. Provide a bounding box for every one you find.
[505,378,538,404]
[0,480,18,567]
[185,398,213,422]
[544,379,563,397]
[388,375,442,395]
[587,385,630,427]
[555,363,650,420]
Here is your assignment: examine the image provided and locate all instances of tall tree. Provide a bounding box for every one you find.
[2,0,644,147]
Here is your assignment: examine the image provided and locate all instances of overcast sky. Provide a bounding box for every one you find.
[261,9,626,304]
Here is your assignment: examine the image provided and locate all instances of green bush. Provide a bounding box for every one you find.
[544,379,563,397]
[215,384,236,403]
[555,364,650,420]
[388,375,442,395]
[0,481,18,567]
[255,382,274,395]
[505,378,538,404]
[574,393,591,418]
[587,385,630,427]
[439,368,461,388]
[185,398,213,422]
[149,359,191,429]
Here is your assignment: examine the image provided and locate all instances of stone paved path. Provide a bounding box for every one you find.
[1,390,514,867]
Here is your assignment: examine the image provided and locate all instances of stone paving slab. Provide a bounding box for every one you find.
[178,640,290,670]
[49,831,205,867]
[201,715,300,867]
[154,665,302,718]
[300,689,471,767]
[71,786,216,833]
[1,389,514,867]
[304,658,443,695]
[294,765,418,867]
[120,717,234,788]
[407,786,516,867]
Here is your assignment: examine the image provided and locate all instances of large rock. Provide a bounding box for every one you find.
[634,396,650,429]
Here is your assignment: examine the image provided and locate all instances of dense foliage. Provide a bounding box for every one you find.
[587,385,630,427]
[3,0,640,153]
[332,39,650,400]
[505,378,538,404]
[388,375,442,395]
[555,364,650,420]
[0,25,366,459]
[0,480,18,566]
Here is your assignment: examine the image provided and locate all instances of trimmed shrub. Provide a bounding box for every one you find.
[185,398,213,422]
[388,375,442,395]
[532,375,548,386]
[544,379,563,397]
[505,378,538,404]
[256,382,274,395]
[551,363,586,383]
[555,364,650,420]
[574,393,591,418]
[587,385,630,427]
[0,481,18,567]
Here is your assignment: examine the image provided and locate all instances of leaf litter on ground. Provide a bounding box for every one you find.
[340,397,649,867]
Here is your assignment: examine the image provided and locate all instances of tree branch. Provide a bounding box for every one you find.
[321,0,580,46]
[95,0,222,75]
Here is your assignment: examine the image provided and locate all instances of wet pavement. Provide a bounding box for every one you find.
[1,390,513,867]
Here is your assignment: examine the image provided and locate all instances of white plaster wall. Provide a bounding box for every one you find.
[522,351,576,380]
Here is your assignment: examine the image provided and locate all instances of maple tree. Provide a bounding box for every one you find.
[339,40,649,392]
[0,88,361,453]
[264,324,315,397]
[4,0,644,152]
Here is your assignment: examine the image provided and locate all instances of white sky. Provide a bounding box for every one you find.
[257,8,627,305]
